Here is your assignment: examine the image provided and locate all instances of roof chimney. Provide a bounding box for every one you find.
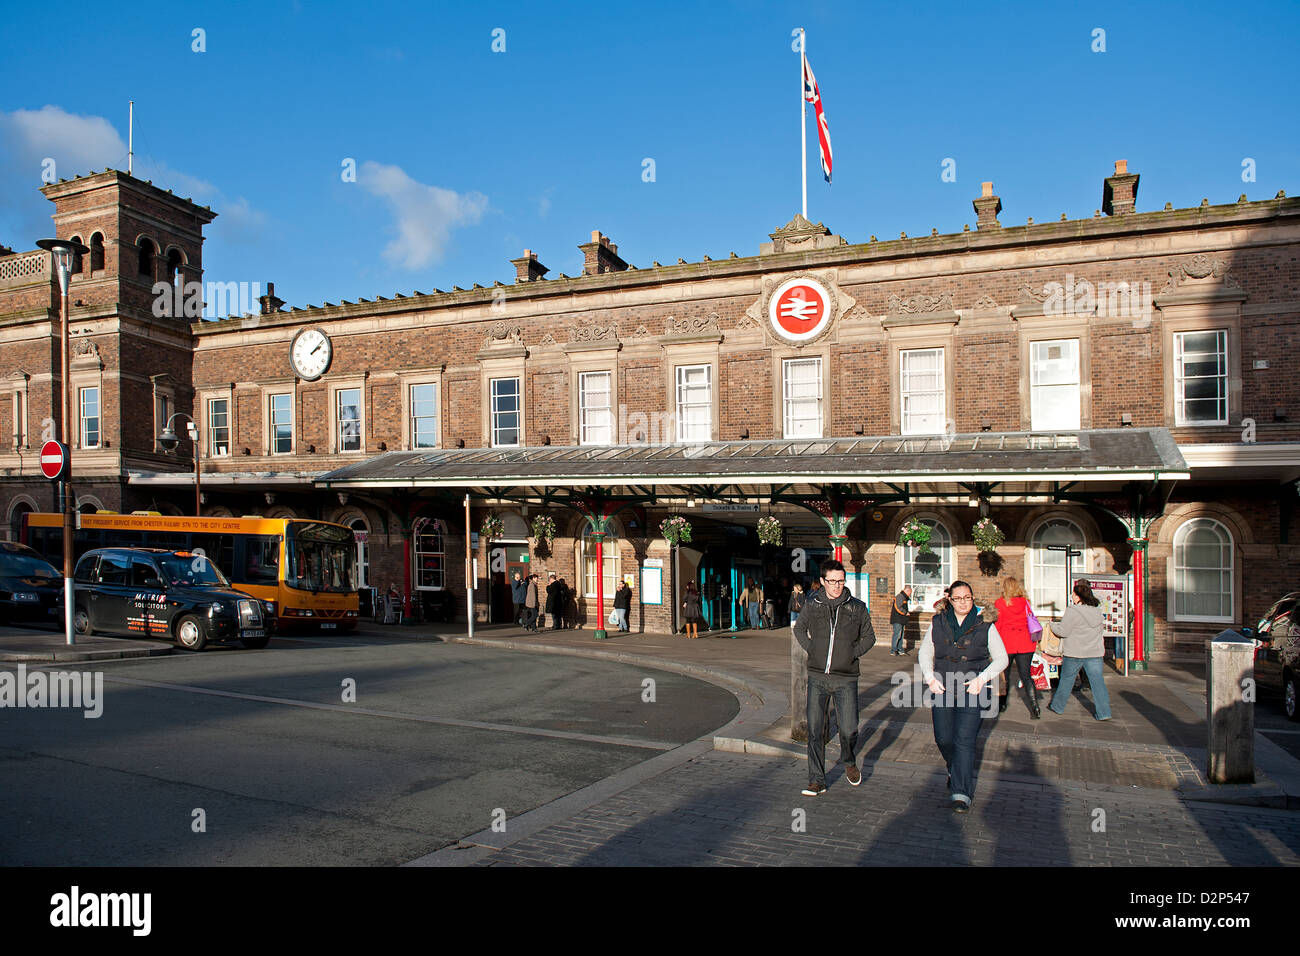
[1102,159,1140,216]
[259,281,285,315]
[579,230,628,275]
[973,181,1002,229]
[510,249,549,283]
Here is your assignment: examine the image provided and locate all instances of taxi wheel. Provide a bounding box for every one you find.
[175,615,208,652]
[73,608,94,636]
[1285,673,1299,723]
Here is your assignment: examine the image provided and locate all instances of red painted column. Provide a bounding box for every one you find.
[594,534,607,640]
[403,535,412,618]
[1129,537,1148,670]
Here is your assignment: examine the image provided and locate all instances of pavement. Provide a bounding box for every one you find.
[7,615,1300,866]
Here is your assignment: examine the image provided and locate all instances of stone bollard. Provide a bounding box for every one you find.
[791,631,808,742]
[1206,629,1255,784]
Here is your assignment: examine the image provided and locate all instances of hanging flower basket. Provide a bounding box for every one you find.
[530,514,556,545]
[972,517,1005,553]
[480,513,504,540]
[757,514,783,546]
[899,518,933,555]
[660,514,693,547]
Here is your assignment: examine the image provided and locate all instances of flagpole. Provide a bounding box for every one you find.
[800,28,807,220]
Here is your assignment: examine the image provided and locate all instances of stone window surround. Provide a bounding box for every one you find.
[71,372,105,451]
[481,357,525,448]
[9,372,29,450]
[568,353,618,446]
[1023,513,1091,618]
[665,344,720,443]
[197,385,234,458]
[893,511,958,599]
[894,339,954,437]
[1167,514,1237,625]
[400,368,445,451]
[1014,315,1093,431]
[150,374,176,454]
[259,381,297,456]
[1157,299,1242,430]
[775,349,828,439]
[330,377,367,455]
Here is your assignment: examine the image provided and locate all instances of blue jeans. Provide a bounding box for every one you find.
[930,681,987,804]
[891,621,905,654]
[748,602,760,629]
[612,608,628,631]
[806,671,859,787]
[1049,656,1112,720]
[790,612,800,629]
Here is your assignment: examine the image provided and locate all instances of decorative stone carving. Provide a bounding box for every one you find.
[742,270,859,347]
[630,325,652,339]
[538,333,557,346]
[734,313,757,331]
[887,292,954,314]
[72,339,100,358]
[488,322,522,344]
[1018,284,1049,305]
[1162,254,1243,292]
[665,314,720,336]
[568,323,618,343]
[973,294,998,310]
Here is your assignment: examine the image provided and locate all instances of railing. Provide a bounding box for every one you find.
[0,250,52,287]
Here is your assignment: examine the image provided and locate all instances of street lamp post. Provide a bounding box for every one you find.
[158,413,202,515]
[36,238,88,646]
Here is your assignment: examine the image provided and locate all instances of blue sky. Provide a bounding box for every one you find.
[1,1,1297,316]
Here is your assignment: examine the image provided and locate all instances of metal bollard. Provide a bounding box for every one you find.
[1206,629,1255,784]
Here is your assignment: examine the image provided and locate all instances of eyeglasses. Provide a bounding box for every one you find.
[951,594,974,602]
[823,577,846,585]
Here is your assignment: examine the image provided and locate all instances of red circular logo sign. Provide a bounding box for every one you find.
[40,440,67,480]
[768,277,833,342]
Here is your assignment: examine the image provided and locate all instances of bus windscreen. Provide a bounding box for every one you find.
[286,522,355,593]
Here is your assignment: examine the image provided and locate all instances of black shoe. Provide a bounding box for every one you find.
[1029,698,1042,719]
[998,696,1008,713]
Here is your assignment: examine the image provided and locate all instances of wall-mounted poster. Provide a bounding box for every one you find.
[641,566,663,605]
[1073,573,1130,676]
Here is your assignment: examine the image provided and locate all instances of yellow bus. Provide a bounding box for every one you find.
[21,513,359,633]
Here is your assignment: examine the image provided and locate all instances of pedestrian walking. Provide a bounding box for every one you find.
[545,571,562,631]
[510,570,527,626]
[682,581,702,638]
[788,583,805,629]
[792,559,876,797]
[993,576,1041,718]
[556,576,571,629]
[523,573,540,631]
[920,580,1008,813]
[744,578,763,629]
[890,583,913,655]
[1047,580,1112,721]
[613,579,633,632]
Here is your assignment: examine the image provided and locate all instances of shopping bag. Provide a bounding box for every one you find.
[608,609,618,625]
[1029,653,1050,691]
[1037,622,1062,657]
[1027,606,1044,637]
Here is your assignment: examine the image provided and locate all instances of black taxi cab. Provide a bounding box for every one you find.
[73,548,267,650]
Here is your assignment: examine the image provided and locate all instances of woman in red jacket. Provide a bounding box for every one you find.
[994,576,1040,718]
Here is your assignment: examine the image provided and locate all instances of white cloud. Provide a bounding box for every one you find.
[0,105,265,248]
[359,160,487,270]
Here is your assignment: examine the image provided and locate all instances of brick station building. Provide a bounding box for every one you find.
[1,163,1298,661]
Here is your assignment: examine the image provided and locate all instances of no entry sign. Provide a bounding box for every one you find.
[40,440,70,481]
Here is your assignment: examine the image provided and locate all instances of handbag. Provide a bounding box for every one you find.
[1037,622,1062,657]
[1026,605,1044,637]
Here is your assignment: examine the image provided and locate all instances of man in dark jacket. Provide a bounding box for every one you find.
[544,571,561,630]
[792,559,876,796]
[510,571,527,626]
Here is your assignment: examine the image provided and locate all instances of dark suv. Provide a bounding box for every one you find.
[0,541,64,626]
[73,548,267,651]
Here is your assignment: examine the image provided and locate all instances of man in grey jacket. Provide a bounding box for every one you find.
[792,559,876,796]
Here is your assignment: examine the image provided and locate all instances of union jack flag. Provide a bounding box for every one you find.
[802,56,833,184]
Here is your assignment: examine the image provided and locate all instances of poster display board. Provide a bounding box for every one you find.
[1072,572,1130,677]
[640,566,663,605]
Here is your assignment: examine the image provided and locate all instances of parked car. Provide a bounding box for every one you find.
[1252,592,1300,720]
[0,541,64,626]
[73,548,267,650]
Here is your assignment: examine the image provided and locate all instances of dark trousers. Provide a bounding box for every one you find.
[931,682,986,803]
[523,607,538,630]
[806,671,858,786]
[513,602,523,625]
[550,607,561,630]
[999,652,1038,707]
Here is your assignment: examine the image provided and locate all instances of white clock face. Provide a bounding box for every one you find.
[291,328,332,380]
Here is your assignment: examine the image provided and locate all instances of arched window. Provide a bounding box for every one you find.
[1028,518,1087,617]
[166,248,184,284]
[1173,518,1234,621]
[582,524,619,599]
[7,500,33,543]
[69,236,84,274]
[137,238,156,278]
[900,517,952,610]
[349,517,369,589]
[414,518,445,590]
[90,233,105,272]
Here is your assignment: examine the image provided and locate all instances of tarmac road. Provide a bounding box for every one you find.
[0,636,738,865]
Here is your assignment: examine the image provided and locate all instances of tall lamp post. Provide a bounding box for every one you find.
[158,413,202,515]
[36,237,88,646]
